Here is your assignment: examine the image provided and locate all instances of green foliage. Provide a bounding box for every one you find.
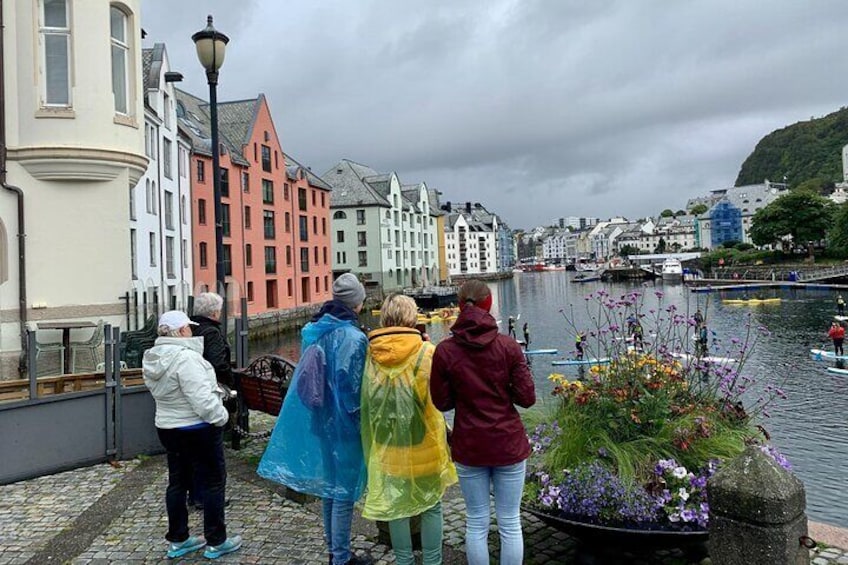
[828,202,848,252]
[794,177,834,195]
[736,106,848,188]
[675,210,686,216]
[721,240,741,249]
[660,209,674,217]
[749,191,833,247]
[618,244,641,257]
[654,237,667,253]
[689,204,709,216]
[734,242,754,251]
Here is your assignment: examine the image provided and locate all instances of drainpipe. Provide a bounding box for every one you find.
[0,0,28,376]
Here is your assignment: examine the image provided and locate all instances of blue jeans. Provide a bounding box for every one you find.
[455,461,526,565]
[388,501,443,565]
[157,425,228,546]
[322,498,354,565]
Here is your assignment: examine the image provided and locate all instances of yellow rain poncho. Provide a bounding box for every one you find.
[361,327,457,521]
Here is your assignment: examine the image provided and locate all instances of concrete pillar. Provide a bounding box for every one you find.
[708,445,809,565]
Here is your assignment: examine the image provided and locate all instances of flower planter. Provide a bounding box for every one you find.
[522,505,708,552]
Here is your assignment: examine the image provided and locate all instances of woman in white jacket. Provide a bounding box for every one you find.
[143,310,241,560]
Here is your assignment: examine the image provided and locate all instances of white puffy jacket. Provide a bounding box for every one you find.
[142,336,229,429]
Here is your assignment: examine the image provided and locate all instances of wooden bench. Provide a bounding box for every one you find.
[230,354,295,448]
[0,369,144,403]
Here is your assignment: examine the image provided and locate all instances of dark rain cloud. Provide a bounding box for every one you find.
[143,0,848,228]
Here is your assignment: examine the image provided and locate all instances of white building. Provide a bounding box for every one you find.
[132,44,193,312]
[0,0,147,376]
[588,218,628,260]
[696,181,789,249]
[325,159,438,290]
[444,202,499,276]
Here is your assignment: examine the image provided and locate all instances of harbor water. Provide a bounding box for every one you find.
[252,271,848,527]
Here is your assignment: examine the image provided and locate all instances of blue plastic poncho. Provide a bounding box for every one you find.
[257,301,368,501]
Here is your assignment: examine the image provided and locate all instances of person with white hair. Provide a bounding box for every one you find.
[190,293,233,388]
[142,310,241,560]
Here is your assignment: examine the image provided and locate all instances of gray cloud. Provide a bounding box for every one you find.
[142,0,848,228]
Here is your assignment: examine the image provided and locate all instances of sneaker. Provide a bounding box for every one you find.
[166,536,205,559]
[203,535,242,559]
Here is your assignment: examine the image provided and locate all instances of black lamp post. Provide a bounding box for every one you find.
[192,15,230,335]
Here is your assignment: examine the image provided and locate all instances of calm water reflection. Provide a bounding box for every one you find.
[252,272,848,527]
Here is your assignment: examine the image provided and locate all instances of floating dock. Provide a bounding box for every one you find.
[687,281,848,293]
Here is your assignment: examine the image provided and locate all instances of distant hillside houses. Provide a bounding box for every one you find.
[443,202,514,276]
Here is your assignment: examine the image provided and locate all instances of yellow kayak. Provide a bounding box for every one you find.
[722,298,782,305]
[371,309,382,316]
[428,307,460,319]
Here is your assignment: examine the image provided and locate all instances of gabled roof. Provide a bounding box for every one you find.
[174,88,249,166]
[216,97,261,148]
[427,189,444,217]
[284,153,332,191]
[323,159,390,208]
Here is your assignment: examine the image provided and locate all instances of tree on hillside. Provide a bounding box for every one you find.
[675,209,686,216]
[827,202,848,253]
[793,177,834,195]
[749,191,833,253]
[689,203,709,216]
[660,209,674,218]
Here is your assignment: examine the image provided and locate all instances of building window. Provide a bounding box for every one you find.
[245,243,252,267]
[337,230,344,243]
[199,242,208,268]
[129,185,136,220]
[274,150,279,169]
[358,250,367,267]
[244,205,251,229]
[180,195,187,225]
[314,246,319,264]
[311,190,316,207]
[333,210,347,220]
[357,231,367,247]
[286,245,292,266]
[222,244,232,276]
[262,179,274,204]
[165,236,175,277]
[41,0,71,106]
[356,209,366,225]
[219,167,229,197]
[324,275,329,291]
[300,248,309,273]
[261,145,272,172]
[299,215,308,242]
[312,216,317,235]
[164,191,174,230]
[130,228,137,279]
[198,199,206,225]
[263,210,275,239]
[242,171,249,192]
[182,239,188,268]
[284,183,290,201]
[323,246,328,264]
[221,204,230,237]
[264,246,276,274]
[178,147,187,178]
[163,139,173,179]
[284,212,291,233]
[266,280,277,308]
[321,192,326,207]
[298,188,307,211]
[287,279,293,297]
[148,232,157,266]
[110,6,130,115]
[196,160,205,182]
[247,281,254,302]
[322,217,326,235]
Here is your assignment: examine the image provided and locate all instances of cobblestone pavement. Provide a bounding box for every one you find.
[1,413,847,564]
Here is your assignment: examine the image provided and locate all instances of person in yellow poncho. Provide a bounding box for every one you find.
[361,294,457,565]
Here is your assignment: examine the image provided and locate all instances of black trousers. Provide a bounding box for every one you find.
[157,425,228,546]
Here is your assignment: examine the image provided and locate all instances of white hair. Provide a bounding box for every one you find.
[193,292,224,318]
[157,325,183,337]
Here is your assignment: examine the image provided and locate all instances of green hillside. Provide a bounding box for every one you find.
[735,106,848,188]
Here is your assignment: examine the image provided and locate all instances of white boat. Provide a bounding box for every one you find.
[661,258,683,282]
[576,262,602,272]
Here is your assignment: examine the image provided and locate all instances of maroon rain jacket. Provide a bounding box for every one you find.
[430,305,536,467]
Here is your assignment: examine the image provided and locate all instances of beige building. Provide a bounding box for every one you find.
[0,0,147,377]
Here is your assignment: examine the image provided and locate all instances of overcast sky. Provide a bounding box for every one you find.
[142,0,848,230]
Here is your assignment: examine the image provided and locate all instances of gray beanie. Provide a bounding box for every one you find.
[333,273,366,309]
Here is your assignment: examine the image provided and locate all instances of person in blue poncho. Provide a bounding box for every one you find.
[258,273,371,565]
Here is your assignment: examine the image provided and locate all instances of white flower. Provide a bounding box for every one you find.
[668,512,681,522]
[678,487,690,501]
[672,466,687,479]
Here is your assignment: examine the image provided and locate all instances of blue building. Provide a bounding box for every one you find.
[496,218,515,272]
[709,201,743,248]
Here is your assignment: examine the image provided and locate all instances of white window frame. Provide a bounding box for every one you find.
[110,5,130,115]
[40,0,71,107]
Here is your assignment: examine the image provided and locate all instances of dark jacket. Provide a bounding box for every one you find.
[190,315,233,387]
[430,305,535,467]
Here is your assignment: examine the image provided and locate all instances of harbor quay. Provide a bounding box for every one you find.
[1,413,847,565]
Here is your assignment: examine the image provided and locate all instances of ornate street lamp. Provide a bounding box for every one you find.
[192,15,230,334]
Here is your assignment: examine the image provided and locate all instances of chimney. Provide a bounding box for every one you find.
[466,202,472,214]
[474,202,482,208]
[442,201,451,212]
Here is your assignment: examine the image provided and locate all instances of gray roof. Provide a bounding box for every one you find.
[427,188,445,217]
[323,159,390,208]
[284,153,332,191]
[174,88,249,166]
[706,181,788,217]
[216,97,262,148]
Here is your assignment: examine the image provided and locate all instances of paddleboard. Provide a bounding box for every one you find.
[551,358,610,366]
[809,349,848,361]
[835,316,848,322]
[826,367,848,376]
[672,352,738,364]
[525,349,559,355]
[722,298,781,305]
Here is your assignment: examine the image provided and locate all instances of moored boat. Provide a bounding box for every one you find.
[661,258,683,282]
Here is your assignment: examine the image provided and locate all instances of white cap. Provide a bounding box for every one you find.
[158,310,198,331]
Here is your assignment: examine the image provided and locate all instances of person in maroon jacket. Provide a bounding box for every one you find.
[430,279,536,565]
